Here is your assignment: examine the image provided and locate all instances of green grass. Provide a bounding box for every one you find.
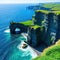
[35,10,49,14]
[20,20,33,26]
[30,25,43,29]
[33,40,60,60]
[35,3,60,15]
[20,20,42,29]
[43,3,60,11]
[35,10,60,15]
[52,11,60,15]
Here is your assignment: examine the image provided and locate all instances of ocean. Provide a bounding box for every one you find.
[0,4,36,60]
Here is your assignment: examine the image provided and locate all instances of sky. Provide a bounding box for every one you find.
[0,0,60,4]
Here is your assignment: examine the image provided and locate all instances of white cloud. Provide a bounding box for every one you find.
[0,0,60,4]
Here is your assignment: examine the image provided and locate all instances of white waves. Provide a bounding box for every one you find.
[4,29,10,33]
[17,41,38,59]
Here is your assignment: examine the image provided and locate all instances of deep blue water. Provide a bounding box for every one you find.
[0,4,35,60]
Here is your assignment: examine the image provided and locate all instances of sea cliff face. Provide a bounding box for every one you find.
[56,14,60,41]
[9,10,60,47]
[45,13,58,45]
[34,11,45,25]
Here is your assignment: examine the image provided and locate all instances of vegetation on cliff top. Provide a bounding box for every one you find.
[35,3,60,15]
[20,20,33,26]
[20,20,43,29]
[35,10,60,15]
[30,25,43,30]
[33,40,60,60]
[43,3,60,11]
[35,10,49,14]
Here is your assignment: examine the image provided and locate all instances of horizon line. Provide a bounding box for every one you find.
[0,2,60,4]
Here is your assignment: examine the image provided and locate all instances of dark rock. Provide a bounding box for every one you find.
[9,22,28,34]
[56,14,60,41]
[34,11,46,25]
[46,13,57,46]
[9,12,59,47]
[22,43,28,49]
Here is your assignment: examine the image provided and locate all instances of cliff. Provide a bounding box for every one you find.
[56,14,60,41]
[9,22,28,34]
[9,10,60,47]
[33,10,60,46]
[33,40,60,60]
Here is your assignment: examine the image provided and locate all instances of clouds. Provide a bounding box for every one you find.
[0,0,60,4]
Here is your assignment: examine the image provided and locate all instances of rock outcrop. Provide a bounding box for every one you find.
[9,22,28,34]
[56,14,60,41]
[34,11,46,25]
[9,10,60,47]
[46,13,58,45]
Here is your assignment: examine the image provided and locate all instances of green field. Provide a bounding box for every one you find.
[43,3,60,11]
[20,20,33,26]
[33,40,60,60]
[35,3,60,15]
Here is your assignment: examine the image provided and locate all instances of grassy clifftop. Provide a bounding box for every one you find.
[33,40,60,60]
[20,20,43,29]
[43,3,60,11]
[35,10,60,15]
[20,20,33,26]
[35,3,60,15]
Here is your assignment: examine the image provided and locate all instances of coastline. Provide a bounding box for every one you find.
[17,41,41,59]
[30,46,41,56]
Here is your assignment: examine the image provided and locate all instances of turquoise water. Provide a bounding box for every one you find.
[0,4,36,60]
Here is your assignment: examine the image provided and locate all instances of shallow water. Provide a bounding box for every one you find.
[0,4,36,60]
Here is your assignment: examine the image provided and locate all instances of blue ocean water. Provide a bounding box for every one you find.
[0,4,35,60]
